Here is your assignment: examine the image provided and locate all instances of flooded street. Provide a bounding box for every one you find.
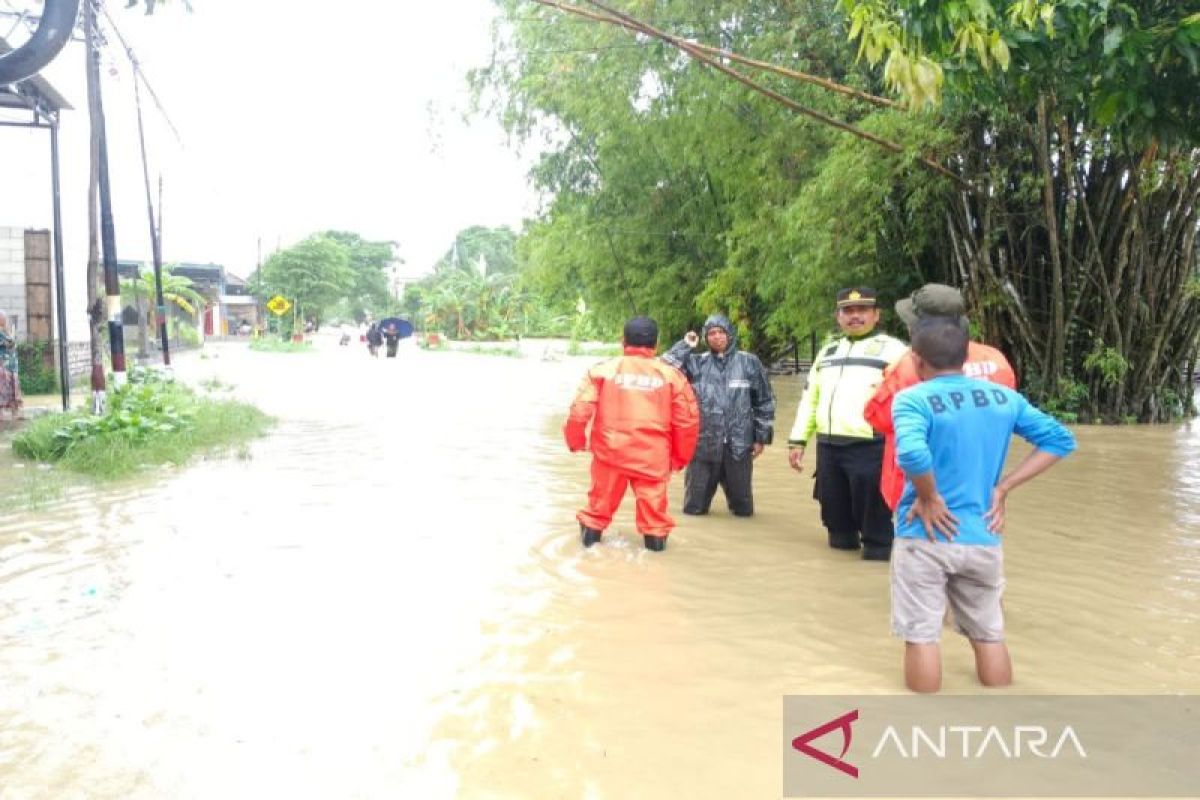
[1,337,1198,798]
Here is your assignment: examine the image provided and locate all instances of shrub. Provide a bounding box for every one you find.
[12,367,273,479]
[16,341,57,395]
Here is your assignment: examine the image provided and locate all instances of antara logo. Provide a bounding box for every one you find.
[792,710,860,778]
[792,710,1089,780]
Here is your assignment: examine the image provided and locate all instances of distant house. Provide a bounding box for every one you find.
[220,270,261,334]
[117,261,263,343]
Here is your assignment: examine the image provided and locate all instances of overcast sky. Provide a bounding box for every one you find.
[9,0,540,278]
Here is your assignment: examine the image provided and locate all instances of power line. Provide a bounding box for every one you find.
[97,1,183,144]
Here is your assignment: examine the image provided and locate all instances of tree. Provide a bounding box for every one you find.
[473,0,876,351]
[433,225,519,276]
[835,0,1200,420]
[320,230,397,320]
[120,263,206,354]
[252,235,355,330]
[479,0,1200,419]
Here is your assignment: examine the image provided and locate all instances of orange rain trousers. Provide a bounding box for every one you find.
[578,459,674,537]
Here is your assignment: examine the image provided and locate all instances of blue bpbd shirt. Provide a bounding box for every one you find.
[893,375,1076,546]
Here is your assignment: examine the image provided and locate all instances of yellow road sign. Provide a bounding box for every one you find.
[267,295,292,316]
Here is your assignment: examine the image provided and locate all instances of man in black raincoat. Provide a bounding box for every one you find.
[663,314,776,516]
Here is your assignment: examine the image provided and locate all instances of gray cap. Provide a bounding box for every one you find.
[895,284,967,328]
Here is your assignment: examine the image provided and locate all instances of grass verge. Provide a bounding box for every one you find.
[11,375,273,480]
[457,344,522,358]
[567,341,622,357]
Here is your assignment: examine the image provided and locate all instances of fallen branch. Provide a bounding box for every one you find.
[526,0,971,190]
[530,0,902,111]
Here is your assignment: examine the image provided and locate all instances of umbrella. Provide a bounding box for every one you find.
[375,318,414,338]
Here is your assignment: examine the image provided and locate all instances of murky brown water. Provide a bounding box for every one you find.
[1,337,1197,797]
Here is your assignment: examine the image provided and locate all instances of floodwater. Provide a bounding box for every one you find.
[0,336,1197,798]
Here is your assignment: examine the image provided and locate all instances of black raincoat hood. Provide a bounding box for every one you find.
[702,314,738,357]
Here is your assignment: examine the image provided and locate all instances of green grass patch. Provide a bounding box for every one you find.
[249,338,313,353]
[446,343,523,358]
[567,341,622,357]
[11,369,273,480]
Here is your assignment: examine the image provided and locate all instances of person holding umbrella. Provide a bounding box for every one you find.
[376,317,413,358]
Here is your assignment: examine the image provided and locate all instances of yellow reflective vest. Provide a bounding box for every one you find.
[788,332,908,446]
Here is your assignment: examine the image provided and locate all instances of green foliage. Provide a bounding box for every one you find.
[168,318,201,347]
[16,341,57,395]
[479,0,1199,420]
[251,231,397,325]
[12,367,272,479]
[409,225,553,340]
[252,235,355,325]
[840,0,1200,144]
[446,343,523,358]
[1037,377,1089,424]
[39,369,192,457]
[1083,344,1129,388]
[433,225,519,276]
[474,0,887,350]
[120,263,205,317]
[566,341,622,357]
[320,231,398,320]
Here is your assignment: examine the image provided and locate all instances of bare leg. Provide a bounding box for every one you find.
[970,640,1012,687]
[904,642,942,693]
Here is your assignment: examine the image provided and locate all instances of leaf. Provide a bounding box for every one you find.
[849,11,864,41]
[972,28,990,68]
[990,34,1012,69]
[1103,26,1124,54]
[914,58,943,104]
[1040,3,1057,37]
[1095,92,1123,124]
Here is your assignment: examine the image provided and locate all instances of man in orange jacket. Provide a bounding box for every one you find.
[864,284,1017,511]
[564,316,700,551]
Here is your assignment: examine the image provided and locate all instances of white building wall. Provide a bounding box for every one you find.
[0,226,28,339]
[0,42,91,348]
[0,36,185,349]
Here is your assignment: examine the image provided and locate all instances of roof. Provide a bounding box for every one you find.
[0,35,73,115]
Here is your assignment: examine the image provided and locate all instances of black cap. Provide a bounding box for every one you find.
[623,316,658,347]
[836,287,878,308]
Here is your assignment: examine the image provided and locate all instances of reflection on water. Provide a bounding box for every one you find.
[1,338,1197,797]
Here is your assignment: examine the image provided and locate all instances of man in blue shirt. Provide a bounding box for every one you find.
[892,317,1076,693]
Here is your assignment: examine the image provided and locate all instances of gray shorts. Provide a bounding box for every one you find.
[890,537,1005,644]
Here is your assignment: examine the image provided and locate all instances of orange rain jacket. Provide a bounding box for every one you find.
[864,342,1016,511]
[564,346,700,480]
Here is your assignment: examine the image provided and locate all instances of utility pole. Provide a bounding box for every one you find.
[128,31,170,367]
[156,175,169,363]
[84,0,107,413]
[84,0,126,409]
[97,98,127,383]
